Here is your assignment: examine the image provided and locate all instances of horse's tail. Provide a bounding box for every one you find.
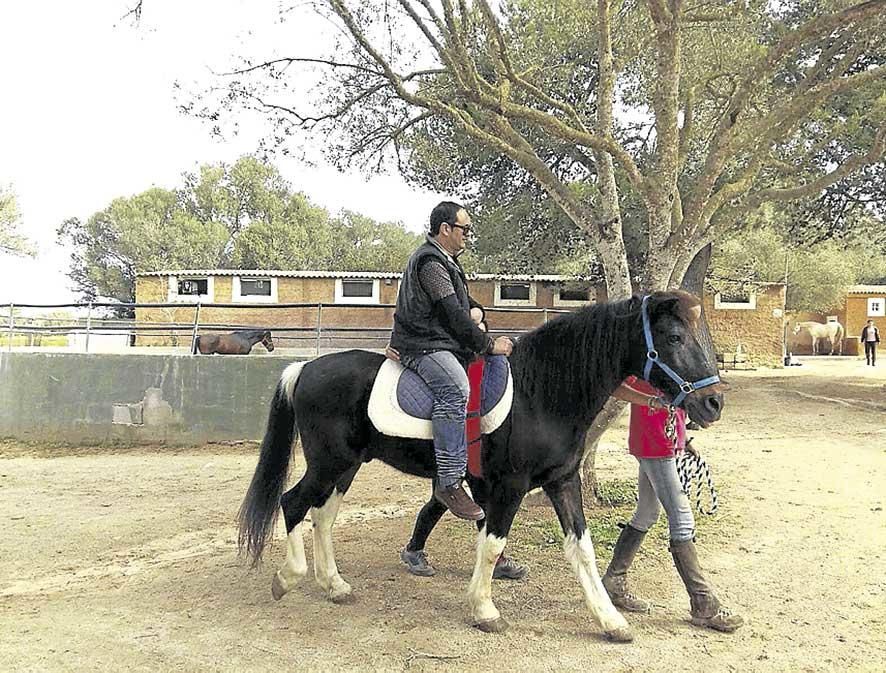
[238,360,304,565]
[192,336,200,355]
[836,323,845,353]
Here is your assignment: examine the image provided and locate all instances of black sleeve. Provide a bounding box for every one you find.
[438,294,495,354]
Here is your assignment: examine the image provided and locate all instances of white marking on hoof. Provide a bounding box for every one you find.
[312,491,352,599]
[467,528,508,625]
[271,572,289,601]
[604,626,635,642]
[564,532,631,636]
[273,522,307,600]
[328,580,355,604]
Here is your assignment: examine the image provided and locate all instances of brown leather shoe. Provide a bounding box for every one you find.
[433,482,485,520]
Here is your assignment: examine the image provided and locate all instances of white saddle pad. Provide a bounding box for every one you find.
[367,358,513,440]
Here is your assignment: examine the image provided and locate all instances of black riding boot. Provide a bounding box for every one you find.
[670,539,744,632]
[602,524,651,613]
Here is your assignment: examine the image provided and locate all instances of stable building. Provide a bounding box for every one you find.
[133,269,787,365]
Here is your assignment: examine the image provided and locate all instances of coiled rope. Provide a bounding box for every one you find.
[675,447,719,516]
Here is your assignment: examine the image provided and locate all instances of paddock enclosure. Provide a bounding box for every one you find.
[1,359,884,672]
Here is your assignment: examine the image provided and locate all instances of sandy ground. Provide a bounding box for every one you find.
[1,357,884,672]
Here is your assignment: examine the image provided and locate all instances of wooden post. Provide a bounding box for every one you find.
[84,302,93,353]
[190,303,201,354]
[6,303,12,352]
[316,304,323,356]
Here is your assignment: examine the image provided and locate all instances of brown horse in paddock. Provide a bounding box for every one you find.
[193,330,275,355]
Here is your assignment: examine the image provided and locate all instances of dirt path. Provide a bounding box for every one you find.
[1,359,884,672]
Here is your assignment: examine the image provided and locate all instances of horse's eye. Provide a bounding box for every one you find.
[668,334,682,345]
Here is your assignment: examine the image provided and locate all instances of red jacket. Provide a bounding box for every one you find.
[624,376,686,459]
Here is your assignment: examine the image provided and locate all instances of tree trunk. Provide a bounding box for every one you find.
[580,397,627,505]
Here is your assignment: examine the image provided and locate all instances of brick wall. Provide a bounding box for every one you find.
[136,275,784,362]
[844,293,885,356]
[704,285,786,366]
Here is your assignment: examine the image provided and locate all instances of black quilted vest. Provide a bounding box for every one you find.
[390,238,472,358]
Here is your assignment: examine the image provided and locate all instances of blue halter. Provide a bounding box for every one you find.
[641,295,721,407]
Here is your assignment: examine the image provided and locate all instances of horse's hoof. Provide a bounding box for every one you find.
[475,617,510,634]
[271,573,290,601]
[604,627,634,642]
[329,590,356,605]
[327,581,354,604]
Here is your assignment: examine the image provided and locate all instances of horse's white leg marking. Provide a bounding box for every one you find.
[272,522,307,600]
[467,527,507,625]
[563,532,632,640]
[280,361,305,403]
[311,490,352,602]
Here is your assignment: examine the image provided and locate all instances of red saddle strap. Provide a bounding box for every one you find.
[466,357,485,478]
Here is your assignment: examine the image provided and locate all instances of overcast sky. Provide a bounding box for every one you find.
[0,1,444,305]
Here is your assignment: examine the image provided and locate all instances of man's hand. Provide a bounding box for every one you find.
[685,437,700,458]
[490,336,513,356]
[385,344,400,362]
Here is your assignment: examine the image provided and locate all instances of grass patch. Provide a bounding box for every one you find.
[595,478,638,507]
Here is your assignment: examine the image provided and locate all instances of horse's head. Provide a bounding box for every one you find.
[632,291,724,428]
[262,331,275,352]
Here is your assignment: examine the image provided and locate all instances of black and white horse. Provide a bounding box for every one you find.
[238,291,723,641]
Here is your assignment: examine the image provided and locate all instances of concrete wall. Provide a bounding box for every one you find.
[0,352,305,446]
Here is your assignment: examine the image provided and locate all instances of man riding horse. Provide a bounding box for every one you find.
[387,201,513,519]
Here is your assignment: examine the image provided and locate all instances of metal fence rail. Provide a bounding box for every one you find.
[2,301,574,354]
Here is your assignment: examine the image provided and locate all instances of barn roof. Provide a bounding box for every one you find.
[135,269,600,282]
[847,285,886,294]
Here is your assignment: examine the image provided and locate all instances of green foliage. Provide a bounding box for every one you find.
[710,211,886,311]
[0,185,36,257]
[58,156,422,305]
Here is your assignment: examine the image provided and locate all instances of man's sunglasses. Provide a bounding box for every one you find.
[449,223,473,234]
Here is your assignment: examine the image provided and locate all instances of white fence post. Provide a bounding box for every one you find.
[316,304,323,356]
[190,303,202,354]
[6,303,12,352]
[84,302,93,353]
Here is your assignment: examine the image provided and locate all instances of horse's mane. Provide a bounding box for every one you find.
[510,296,641,424]
[232,329,270,337]
[509,291,701,424]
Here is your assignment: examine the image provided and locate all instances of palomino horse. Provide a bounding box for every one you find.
[238,291,723,641]
[792,321,844,355]
[193,330,274,355]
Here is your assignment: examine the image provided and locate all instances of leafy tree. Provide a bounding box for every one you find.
[328,210,423,271]
[192,0,886,497]
[0,186,36,257]
[59,156,423,305]
[711,215,886,312]
[59,187,229,305]
[230,194,335,269]
[200,0,885,297]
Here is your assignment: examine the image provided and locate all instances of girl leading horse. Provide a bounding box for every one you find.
[238,291,723,641]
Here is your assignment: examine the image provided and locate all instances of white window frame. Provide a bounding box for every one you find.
[713,291,756,310]
[494,281,536,307]
[553,286,595,308]
[334,278,380,305]
[868,297,885,317]
[168,276,214,303]
[232,276,278,303]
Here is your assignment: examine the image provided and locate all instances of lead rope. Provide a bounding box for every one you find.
[676,448,719,516]
[663,405,718,516]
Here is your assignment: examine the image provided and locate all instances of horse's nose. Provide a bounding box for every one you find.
[704,394,722,417]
